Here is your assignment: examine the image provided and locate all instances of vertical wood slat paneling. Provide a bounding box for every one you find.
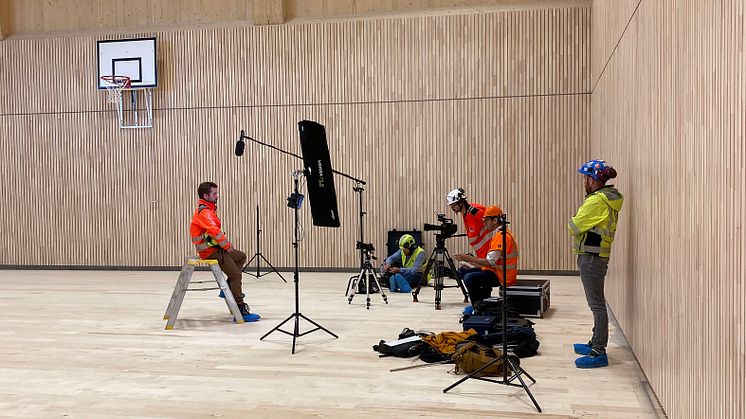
[0,8,589,115]
[591,1,745,418]
[0,7,589,272]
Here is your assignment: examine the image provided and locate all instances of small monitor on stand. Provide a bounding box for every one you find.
[298,120,341,228]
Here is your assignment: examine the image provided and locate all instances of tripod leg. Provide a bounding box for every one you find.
[348,269,364,303]
[444,249,469,303]
[370,269,388,304]
[412,250,437,302]
[505,358,542,412]
[241,253,259,275]
[365,269,371,310]
[258,254,288,283]
[434,261,443,310]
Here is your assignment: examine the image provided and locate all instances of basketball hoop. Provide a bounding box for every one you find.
[100,75,131,103]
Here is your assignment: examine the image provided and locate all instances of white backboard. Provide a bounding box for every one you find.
[97,37,157,89]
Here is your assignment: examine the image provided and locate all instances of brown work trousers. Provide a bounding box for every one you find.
[211,248,247,305]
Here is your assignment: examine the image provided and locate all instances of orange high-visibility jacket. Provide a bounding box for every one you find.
[463,203,491,258]
[190,199,232,259]
[482,229,518,287]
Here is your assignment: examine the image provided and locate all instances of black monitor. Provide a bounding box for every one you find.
[298,120,341,228]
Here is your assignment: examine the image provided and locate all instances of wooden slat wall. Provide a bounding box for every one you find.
[591,1,745,418]
[0,7,589,271]
[1,0,252,36]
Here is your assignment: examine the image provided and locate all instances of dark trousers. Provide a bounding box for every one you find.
[212,248,247,305]
[463,269,500,305]
[577,254,610,353]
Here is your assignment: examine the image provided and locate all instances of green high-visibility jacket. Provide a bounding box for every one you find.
[401,246,427,273]
[568,186,623,257]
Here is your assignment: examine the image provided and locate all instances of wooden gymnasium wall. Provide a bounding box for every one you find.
[591,1,745,418]
[0,6,590,270]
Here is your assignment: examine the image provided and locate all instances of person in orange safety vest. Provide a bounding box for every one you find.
[190,182,260,322]
[445,188,491,278]
[454,205,518,312]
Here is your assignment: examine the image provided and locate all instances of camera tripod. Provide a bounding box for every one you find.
[411,235,469,310]
[347,246,388,309]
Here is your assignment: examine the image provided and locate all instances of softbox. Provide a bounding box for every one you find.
[298,120,341,227]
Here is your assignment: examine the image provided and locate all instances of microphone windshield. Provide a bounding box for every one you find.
[235,139,245,157]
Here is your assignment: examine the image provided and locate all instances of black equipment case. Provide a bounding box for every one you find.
[462,315,497,335]
[506,279,551,318]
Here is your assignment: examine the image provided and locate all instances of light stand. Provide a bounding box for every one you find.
[242,204,287,282]
[238,130,366,353]
[443,213,541,413]
[345,182,371,294]
[260,170,338,354]
[238,131,369,296]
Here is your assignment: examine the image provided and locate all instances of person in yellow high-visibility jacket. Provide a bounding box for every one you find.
[382,234,426,293]
[569,159,623,369]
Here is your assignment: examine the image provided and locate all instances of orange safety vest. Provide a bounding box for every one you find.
[463,203,491,258]
[482,229,518,287]
[190,199,232,259]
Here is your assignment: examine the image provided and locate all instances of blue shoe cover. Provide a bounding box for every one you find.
[575,353,609,368]
[242,312,261,322]
[573,343,593,355]
[234,312,261,322]
[462,305,474,315]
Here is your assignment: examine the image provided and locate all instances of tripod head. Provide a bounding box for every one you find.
[355,241,377,260]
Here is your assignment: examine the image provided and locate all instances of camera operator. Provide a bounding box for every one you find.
[454,206,518,310]
[445,188,492,275]
[381,234,426,293]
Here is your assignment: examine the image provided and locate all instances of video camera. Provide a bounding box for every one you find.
[356,241,375,252]
[424,213,458,240]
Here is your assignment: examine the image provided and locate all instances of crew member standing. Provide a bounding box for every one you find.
[569,160,623,368]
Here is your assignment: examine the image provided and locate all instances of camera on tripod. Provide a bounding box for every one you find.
[355,241,375,252]
[423,213,458,240]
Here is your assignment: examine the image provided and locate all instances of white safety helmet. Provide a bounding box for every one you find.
[445,188,467,205]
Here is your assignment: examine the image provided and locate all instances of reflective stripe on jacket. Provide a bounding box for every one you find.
[568,186,623,258]
[190,199,232,259]
[483,229,518,287]
[463,203,491,258]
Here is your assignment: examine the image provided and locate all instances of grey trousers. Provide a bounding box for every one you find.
[577,254,610,353]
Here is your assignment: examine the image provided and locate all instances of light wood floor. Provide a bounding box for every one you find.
[0,270,664,418]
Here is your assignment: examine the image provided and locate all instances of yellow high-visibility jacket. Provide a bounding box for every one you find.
[568,186,623,258]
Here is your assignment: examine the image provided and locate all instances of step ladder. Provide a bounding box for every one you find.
[163,257,244,329]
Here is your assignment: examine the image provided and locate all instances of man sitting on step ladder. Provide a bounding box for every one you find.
[190,182,261,322]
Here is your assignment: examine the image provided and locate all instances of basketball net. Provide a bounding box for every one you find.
[100,76,131,104]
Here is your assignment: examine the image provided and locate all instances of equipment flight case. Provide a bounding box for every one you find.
[506,279,551,318]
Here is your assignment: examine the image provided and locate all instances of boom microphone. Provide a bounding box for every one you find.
[235,131,245,156]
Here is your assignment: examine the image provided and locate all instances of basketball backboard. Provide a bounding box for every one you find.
[97,37,157,89]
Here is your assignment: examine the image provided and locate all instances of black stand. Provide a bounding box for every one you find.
[443,213,541,413]
[260,171,338,354]
[242,205,287,282]
[345,183,367,293]
[411,235,469,310]
[347,246,388,309]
